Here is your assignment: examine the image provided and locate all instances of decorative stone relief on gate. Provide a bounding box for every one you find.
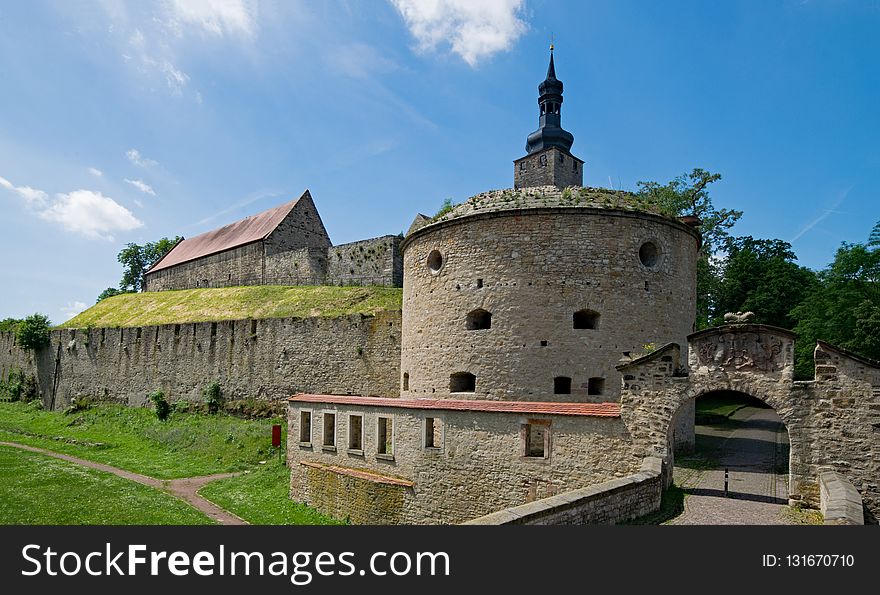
[693,329,788,373]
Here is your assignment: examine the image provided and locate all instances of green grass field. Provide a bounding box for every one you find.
[0,446,213,525]
[0,401,283,479]
[199,459,343,525]
[59,285,402,329]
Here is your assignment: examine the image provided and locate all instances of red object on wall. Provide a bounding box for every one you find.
[272,424,281,448]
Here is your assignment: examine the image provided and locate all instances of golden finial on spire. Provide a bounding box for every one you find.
[550,32,554,52]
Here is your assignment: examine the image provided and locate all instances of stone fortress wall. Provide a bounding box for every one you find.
[0,311,402,411]
[144,236,403,291]
[400,187,701,402]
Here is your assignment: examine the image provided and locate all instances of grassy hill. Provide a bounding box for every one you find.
[59,285,402,329]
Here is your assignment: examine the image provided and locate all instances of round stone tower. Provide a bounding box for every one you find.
[400,52,700,402]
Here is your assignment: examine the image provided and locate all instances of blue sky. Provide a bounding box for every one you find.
[1,0,878,322]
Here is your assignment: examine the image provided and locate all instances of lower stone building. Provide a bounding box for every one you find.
[288,324,880,524]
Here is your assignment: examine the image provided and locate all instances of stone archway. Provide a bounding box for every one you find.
[618,325,820,509]
[668,388,794,509]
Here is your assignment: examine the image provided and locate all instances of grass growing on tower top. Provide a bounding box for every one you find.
[58,285,402,329]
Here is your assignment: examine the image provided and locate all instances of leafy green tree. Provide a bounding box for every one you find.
[711,237,818,328]
[0,318,23,333]
[637,169,743,328]
[791,221,880,378]
[16,314,51,351]
[96,287,127,302]
[117,236,182,293]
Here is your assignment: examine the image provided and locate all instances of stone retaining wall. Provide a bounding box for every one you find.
[462,456,664,525]
[819,470,865,525]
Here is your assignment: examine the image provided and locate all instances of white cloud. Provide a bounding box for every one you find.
[126,148,158,168]
[133,198,145,208]
[162,60,190,95]
[39,189,144,241]
[0,175,48,207]
[389,0,527,67]
[167,0,257,37]
[88,167,104,177]
[125,178,156,195]
[60,301,88,322]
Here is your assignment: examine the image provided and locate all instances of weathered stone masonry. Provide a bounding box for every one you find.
[617,325,880,523]
[0,311,402,410]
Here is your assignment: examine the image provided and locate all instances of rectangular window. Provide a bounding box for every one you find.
[424,417,443,449]
[377,416,394,458]
[588,377,605,396]
[554,376,571,394]
[299,410,312,445]
[322,412,336,449]
[348,414,363,452]
[522,420,550,459]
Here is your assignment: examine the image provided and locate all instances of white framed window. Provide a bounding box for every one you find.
[376,415,394,460]
[348,413,364,453]
[322,411,336,451]
[423,416,444,450]
[299,409,312,446]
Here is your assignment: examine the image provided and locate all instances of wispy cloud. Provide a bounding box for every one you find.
[125,178,156,195]
[126,148,158,168]
[166,0,258,38]
[329,43,398,79]
[193,189,285,227]
[60,301,88,322]
[88,167,104,177]
[0,175,48,207]
[790,187,850,242]
[2,173,144,241]
[389,0,527,67]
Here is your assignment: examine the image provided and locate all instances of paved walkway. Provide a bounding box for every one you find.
[670,406,795,525]
[0,441,248,525]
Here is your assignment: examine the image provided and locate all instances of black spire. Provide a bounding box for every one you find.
[525,46,574,154]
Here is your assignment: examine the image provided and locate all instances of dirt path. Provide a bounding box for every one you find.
[0,441,248,525]
[670,406,795,525]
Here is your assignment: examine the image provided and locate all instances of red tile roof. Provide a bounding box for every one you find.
[289,394,620,418]
[146,192,306,273]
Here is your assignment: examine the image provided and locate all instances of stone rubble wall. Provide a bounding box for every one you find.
[462,456,663,525]
[0,311,402,410]
[326,236,403,288]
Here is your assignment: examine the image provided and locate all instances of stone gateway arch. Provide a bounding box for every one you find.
[619,324,880,522]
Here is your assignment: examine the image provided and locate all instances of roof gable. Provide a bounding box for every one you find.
[147,190,311,274]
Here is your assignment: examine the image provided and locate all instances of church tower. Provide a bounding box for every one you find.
[514,47,584,189]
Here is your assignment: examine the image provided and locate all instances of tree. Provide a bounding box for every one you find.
[117,236,182,293]
[16,313,51,351]
[0,318,22,333]
[711,236,818,328]
[791,221,880,378]
[96,287,126,302]
[636,169,743,328]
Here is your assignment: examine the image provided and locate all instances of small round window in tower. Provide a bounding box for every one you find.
[639,241,660,269]
[427,250,444,274]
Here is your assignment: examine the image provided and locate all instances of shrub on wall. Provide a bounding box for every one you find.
[150,390,170,421]
[203,381,223,414]
[16,314,51,351]
[0,368,38,402]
